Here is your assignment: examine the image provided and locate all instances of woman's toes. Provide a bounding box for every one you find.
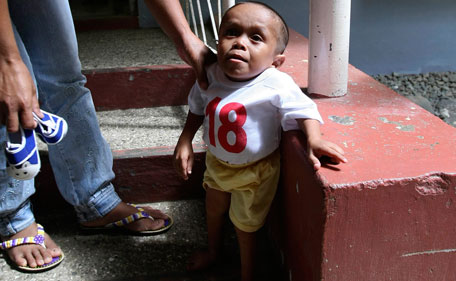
[24,250,39,268]
[11,252,27,267]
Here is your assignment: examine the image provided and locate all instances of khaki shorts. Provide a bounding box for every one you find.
[203,149,280,233]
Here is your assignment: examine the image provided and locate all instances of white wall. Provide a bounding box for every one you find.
[139,0,456,75]
[262,0,456,75]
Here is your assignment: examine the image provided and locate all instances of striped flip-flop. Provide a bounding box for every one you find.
[80,204,173,235]
[1,224,64,272]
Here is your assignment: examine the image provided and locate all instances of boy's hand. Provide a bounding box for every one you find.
[173,140,194,180]
[307,138,347,170]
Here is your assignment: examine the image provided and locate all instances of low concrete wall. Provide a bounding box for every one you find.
[270,64,456,279]
[275,129,456,280]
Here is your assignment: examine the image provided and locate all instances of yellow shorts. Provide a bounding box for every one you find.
[203,149,280,233]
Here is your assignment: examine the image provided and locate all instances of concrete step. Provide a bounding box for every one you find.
[77,28,183,70]
[37,105,202,152]
[36,28,206,204]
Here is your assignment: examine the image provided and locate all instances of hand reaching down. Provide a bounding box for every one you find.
[307,138,347,170]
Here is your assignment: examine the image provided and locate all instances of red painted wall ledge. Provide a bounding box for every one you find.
[269,31,456,280]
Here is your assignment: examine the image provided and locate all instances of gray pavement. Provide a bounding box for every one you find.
[0,200,241,281]
[0,199,281,281]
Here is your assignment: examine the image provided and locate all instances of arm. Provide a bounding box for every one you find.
[0,1,41,132]
[297,118,347,170]
[174,111,204,180]
[144,0,216,90]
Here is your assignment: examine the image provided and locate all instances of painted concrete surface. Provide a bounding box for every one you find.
[84,65,194,110]
[317,68,456,183]
[34,27,456,280]
[277,130,456,280]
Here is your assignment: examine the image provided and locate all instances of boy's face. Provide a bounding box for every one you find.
[217,3,284,82]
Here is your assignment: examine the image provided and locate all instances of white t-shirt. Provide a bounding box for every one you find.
[189,63,323,164]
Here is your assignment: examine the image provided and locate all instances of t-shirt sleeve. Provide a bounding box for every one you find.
[187,82,205,116]
[275,83,324,131]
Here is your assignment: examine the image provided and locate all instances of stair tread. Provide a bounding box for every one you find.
[37,105,204,152]
[98,105,203,151]
[78,28,184,70]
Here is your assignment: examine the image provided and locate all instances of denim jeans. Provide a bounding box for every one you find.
[0,0,121,236]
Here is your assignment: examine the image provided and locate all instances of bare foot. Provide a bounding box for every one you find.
[2,223,62,269]
[187,250,217,271]
[80,202,169,232]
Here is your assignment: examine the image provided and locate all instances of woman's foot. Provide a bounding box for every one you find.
[1,223,62,269]
[80,202,169,232]
[187,250,218,271]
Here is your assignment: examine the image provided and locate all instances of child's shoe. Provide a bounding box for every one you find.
[33,110,68,145]
[5,128,41,180]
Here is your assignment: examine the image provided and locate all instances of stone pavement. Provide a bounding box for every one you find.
[0,199,282,281]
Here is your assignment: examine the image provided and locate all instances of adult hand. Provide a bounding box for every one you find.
[143,0,217,90]
[176,33,216,90]
[0,58,40,132]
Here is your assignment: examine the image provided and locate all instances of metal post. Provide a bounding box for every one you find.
[308,0,351,97]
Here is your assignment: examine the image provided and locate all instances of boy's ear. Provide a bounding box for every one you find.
[272,54,286,68]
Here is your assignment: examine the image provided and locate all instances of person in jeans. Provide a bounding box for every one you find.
[0,0,213,271]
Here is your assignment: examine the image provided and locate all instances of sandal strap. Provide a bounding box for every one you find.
[0,224,46,250]
[108,204,153,228]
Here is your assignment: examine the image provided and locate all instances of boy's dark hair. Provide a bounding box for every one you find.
[223,1,289,54]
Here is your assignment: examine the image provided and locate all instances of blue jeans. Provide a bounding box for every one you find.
[0,0,121,236]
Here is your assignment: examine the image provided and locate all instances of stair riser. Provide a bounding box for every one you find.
[84,65,195,111]
[35,151,206,207]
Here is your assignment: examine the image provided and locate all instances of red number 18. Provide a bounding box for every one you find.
[205,97,247,153]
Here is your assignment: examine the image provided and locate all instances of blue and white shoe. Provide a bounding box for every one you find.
[5,128,41,180]
[33,110,68,145]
